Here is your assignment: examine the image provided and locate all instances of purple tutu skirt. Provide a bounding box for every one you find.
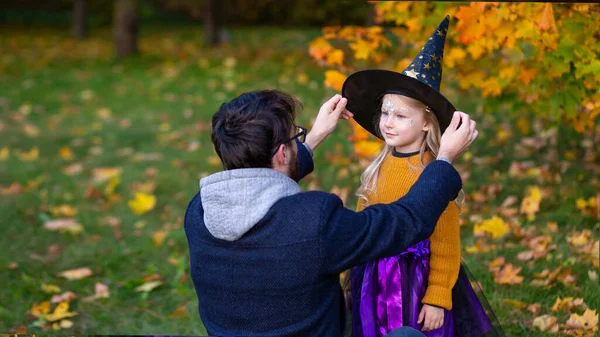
[348,240,505,337]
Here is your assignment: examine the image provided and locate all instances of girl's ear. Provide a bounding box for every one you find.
[422,119,430,132]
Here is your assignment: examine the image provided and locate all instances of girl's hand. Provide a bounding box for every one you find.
[418,304,445,331]
[305,94,353,151]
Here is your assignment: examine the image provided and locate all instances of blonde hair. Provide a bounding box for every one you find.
[356,94,464,209]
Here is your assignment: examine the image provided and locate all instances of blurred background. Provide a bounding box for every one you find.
[0,1,598,336]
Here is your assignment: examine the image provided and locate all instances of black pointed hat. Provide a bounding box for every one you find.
[342,16,456,139]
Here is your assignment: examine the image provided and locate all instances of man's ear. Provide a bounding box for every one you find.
[275,143,287,165]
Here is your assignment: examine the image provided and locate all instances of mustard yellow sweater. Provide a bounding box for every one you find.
[356,150,460,310]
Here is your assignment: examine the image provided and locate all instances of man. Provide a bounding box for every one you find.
[184,90,478,336]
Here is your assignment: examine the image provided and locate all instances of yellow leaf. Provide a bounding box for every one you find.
[502,299,527,309]
[152,230,168,247]
[444,47,466,68]
[481,77,502,97]
[134,280,163,293]
[92,167,122,183]
[326,49,344,66]
[128,193,156,215]
[309,37,333,61]
[296,73,309,84]
[566,309,598,331]
[169,305,188,318]
[45,302,78,322]
[576,198,589,210]
[350,39,371,60]
[516,117,530,134]
[404,17,421,32]
[568,230,591,248]
[467,40,486,60]
[0,147,9,160]
[324,70,347,92]
[60,319,74,329]
[58,267,93,280]
[103,175,121,196]
[59,146,75,160]
[41,284,62,294]
[17,147,39,161]
[532,315,558,332]
[354,140,382,159]
[30,301,51,318]
[474,216,509,239]
[50,205,78,218]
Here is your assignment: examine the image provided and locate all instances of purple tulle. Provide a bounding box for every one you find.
[349,240,504,337]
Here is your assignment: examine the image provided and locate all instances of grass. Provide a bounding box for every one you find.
[0,24,598,336]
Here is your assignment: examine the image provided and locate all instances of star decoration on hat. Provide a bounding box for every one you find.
[404,69,419,79]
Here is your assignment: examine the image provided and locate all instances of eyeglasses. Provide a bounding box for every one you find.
[271,125,306,157]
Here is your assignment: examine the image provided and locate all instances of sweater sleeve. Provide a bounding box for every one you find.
[320,160,462,275]
[421,201,461,310]
[295,139,314,182]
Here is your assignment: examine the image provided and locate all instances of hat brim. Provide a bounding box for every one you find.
[342,69,456,139]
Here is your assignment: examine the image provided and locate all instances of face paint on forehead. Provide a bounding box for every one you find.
[382,100,411,114]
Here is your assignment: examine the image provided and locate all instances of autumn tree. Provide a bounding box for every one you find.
[309,2,600,158]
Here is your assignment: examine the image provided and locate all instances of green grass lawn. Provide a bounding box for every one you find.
[0,24,598,336]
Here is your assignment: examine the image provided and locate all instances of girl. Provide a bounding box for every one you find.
[341,17,504,337]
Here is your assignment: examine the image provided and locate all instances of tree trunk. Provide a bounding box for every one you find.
[114,0,138,57]
[366,3,377,26]
[72,0,87,39]
[204,0,221,46]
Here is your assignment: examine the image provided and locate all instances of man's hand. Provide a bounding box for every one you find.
[437,111,478,164]
[305,94,353,151]
[418,304,445,331]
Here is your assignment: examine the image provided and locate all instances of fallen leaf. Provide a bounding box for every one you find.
[30,301,51,318]
[152,231,168,247]
[517,250,534,261]
[566,309,598,331]
[128,193,156,215]
[502,299,527,309]
[58,267,93,280]
[44,219,83,235]
[493,264,524,285]
[532,315,558,332]
[62,162,84,176]
[49,205,78,218]
[134,280,163,293]
[60,319,73,329]
[50,291,78,303]
[41,284,62,294]
[527,303,541,316]
[474,216,509,239]
[59,146,75,160]
[169,305,188,318]
[45,302,78,322]
[92,167,122,183]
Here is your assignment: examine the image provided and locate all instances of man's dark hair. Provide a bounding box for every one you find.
[211,90,301,170]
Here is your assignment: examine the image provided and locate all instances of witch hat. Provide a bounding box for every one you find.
[342,16,456,138]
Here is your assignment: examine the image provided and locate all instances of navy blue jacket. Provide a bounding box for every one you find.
[184,142,461,336]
